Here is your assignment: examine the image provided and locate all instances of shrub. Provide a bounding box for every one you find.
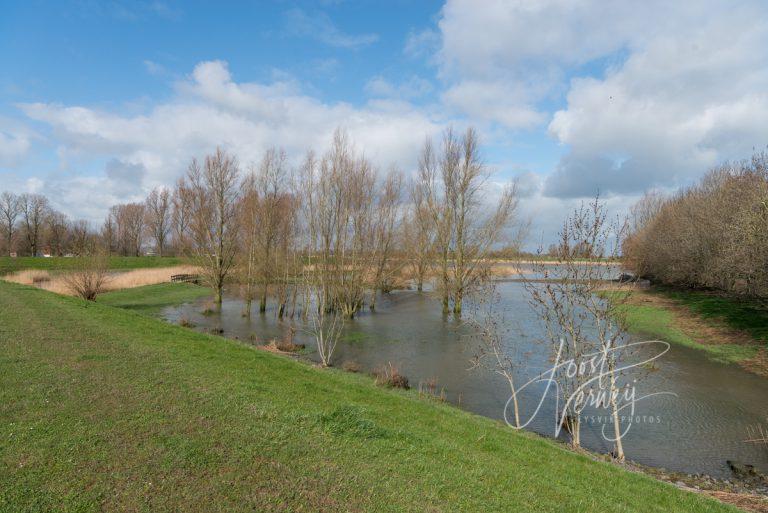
[372,362,409,389]
[63,253,110,301]
[178,317,195,328]
[624,151,768,300]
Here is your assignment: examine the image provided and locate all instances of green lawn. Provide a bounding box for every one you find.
[0,281,734,512]
[0,256,186,275]
[98,282,211,316]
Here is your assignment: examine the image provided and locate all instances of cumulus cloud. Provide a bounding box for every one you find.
[434,0,768,197]
[17,60,443,221]
[442,80,544,129]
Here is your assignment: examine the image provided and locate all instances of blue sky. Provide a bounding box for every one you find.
[2,0,767,244]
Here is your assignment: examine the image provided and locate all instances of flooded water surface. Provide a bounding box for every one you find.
[161,281,768,477]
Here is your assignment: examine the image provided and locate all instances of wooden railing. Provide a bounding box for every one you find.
[170,274,201,284]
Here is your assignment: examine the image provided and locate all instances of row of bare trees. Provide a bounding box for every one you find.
[162,127,517,318]
[0,192,96,257]
[2,127,517,362]
[624,151,768,299]
[0,188,176,259]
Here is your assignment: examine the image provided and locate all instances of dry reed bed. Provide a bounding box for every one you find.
[2,265,201,296]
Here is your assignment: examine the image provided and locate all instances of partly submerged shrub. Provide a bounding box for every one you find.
[373,362,409,389]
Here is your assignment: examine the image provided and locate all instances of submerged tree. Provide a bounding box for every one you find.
[522,196,631,459]
[185,148,241,307]
[468,282,526,428]
[403,176,434,292]
[418,128,518,315]
[369,168,403,310]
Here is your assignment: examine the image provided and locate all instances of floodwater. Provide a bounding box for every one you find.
[161,280,768,478]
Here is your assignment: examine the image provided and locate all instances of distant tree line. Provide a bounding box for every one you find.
[0,192,96,258]
[623,151,768,299]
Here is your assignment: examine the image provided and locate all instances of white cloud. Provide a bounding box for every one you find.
[544,1,768,197]
[0,129,31,166]
[404,28,440,59]
[284,8,378,49]
[365,75,433,100]
[143,59,167,76]
[442,80,543,130]
[433,0,768,196]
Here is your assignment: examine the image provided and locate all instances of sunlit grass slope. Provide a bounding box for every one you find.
[0,281,734,512]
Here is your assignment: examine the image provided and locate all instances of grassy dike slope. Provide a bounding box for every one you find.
[98,282,211,316]
[0,256,185,275]
[0,282,734,512]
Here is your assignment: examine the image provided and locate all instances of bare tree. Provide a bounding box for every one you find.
[46,210,69,256]
[238,172,260,316]
[0,191,21,256]
[305,129,376,319]
[469,282,525,428]
[254,148,290,313]
[113,203,146,256]
[449,128,518,315]
[145,187,171,256]
[297,150,343,366]
[369,168,403,310]
[20,193,49,256]
[417,136,453,312]
[522,197,631,459]
[101,210,117,255]
[403,178,434,292]
[186,149,241,306]
[418,128,518,315]
[172,177,193,254]
[70,220,93,256]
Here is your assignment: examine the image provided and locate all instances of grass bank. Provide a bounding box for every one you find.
[98,282,211,315]
[615,287,767,373]
[0,256,186,275]
[0,281,734,512]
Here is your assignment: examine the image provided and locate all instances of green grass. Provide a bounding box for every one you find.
[0,256,186,275]
[98,283,211,316]
[0,281,734,512]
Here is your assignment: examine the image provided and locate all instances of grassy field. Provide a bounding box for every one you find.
[98,282,211,315]
[0,256,186,275]
[615,288,766,366]
[0,281,735,512]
